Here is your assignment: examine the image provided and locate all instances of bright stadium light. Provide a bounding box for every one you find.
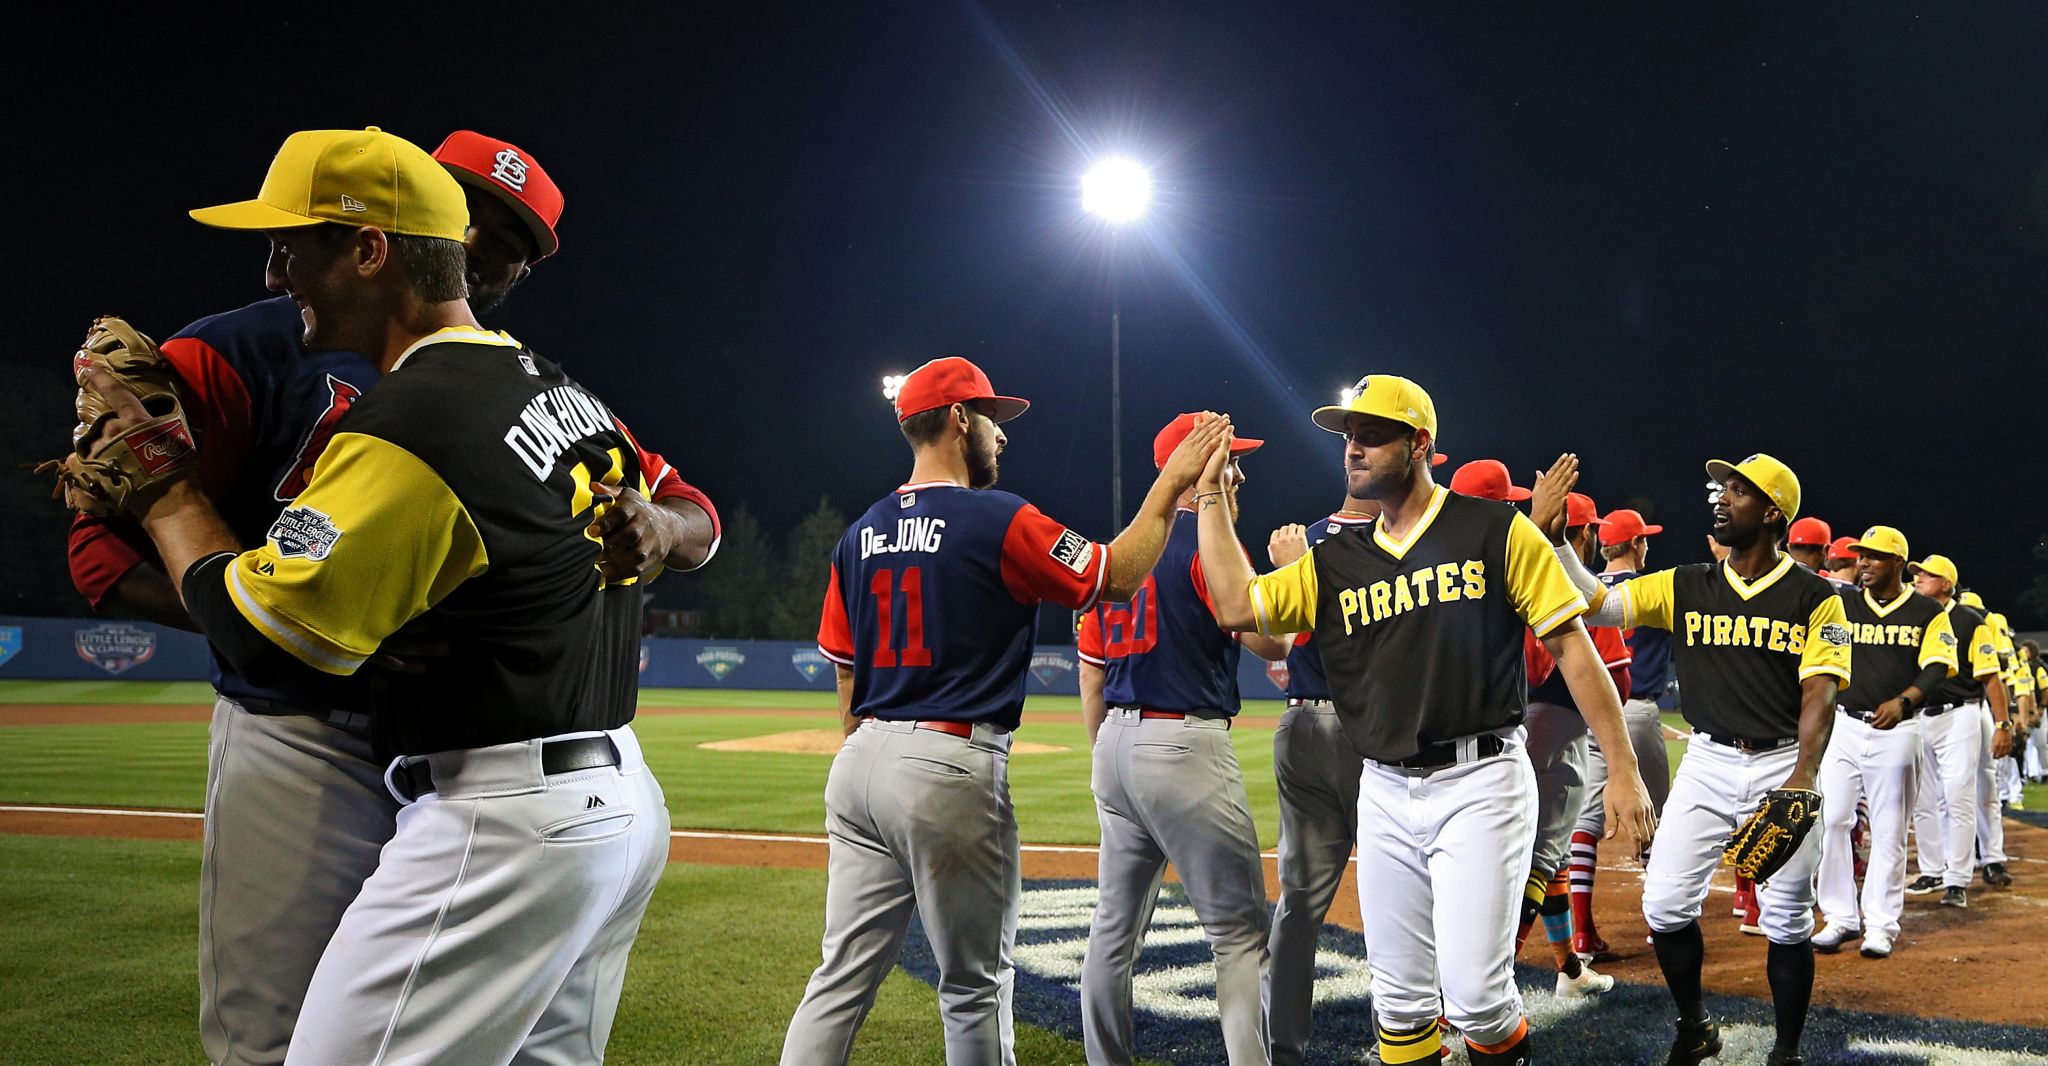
[1081,157,1152,224]
[881,373,908,402]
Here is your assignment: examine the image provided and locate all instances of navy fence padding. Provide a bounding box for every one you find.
[0,616,1298,699]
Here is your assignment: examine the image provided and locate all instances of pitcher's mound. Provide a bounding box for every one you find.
[701,729,1067,755]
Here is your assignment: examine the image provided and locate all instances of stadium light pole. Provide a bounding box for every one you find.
[1082,157,1152,528]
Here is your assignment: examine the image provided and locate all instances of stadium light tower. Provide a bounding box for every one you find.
[1082,157,1152,528]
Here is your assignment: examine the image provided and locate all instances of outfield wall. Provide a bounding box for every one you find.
[0,616,1298,699]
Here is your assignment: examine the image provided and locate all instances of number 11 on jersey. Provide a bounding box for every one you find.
[870,567,932,668]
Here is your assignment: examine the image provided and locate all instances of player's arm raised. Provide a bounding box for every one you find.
[1100,413,1233,602]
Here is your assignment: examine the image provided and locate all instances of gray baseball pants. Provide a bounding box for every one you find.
[1083,708,1270,1065]
[1263,700,1360,1066]
[782,718,1020,1066]
[1577,697,1674,836]
[200,696,396,1066]
[1522,701,1589,879]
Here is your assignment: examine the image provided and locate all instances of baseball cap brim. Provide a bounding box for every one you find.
[1228,437,1264,456]
[1703,459,1740,486]
[1503,486,1533,502]
[444,168,558,258]
[189,200,327,232]
[987,396,1030,423]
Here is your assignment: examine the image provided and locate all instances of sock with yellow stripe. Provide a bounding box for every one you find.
[1514,867,1547,952]
[1540,871,1579,976]
[1465,1016,1531,1065]
[1377,1018,1444,1064]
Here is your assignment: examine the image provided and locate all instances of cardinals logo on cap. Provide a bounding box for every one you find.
[490,148,529,191]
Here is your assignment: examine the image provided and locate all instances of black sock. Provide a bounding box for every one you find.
[1766,939,1815,1053]
[1651,921,1707,1022]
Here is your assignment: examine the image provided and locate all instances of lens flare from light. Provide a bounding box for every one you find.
[1081,158,1152,223]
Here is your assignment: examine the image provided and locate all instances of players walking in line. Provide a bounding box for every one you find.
[1194,376,1657,1066]
[1521,479,1632,997]
[1572,505,1677,961]
[1812,525,1956,960]
[1557,453,1852,1066]
[1076,413,1291,1066]
[1903,556,2009,904]
[60,129,715,1066]
[73,127,676,1062]
[784,359,1229,1065]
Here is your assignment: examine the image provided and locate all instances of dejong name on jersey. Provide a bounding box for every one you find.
[503,384,621,480]
[861,517,947,559]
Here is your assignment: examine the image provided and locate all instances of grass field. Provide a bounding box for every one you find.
[6,680,2046,1064]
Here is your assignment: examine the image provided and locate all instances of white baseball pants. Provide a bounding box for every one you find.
[1644,736,1821,944]
[1912,703,1981,888]
[1815,713,1918,938]
[1974,706,2011,864]
[1354,731,1534,1049]
[287,725,669,1065]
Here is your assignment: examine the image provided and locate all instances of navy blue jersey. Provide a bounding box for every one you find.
[1078,510,1244,715]
[1601,568,1673,700]
[1280,512,1375,701]
[818,482,1110,730]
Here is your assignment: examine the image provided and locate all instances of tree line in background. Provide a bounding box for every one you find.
[670,497,848,641]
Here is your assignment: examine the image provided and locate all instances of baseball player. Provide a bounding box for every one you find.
[1557,452,1853,1066]
[1810,525,1956,960]
[61,130,717,1065]
[1518,482,1632,995]
[1902,556,2009,904]
[1194,376,1657,1066]
[1970,594,2022,877]
[784,359,1228,1065]
[1075,413,1290,1066]
[1260,451,1441,1065]
[1785,517,1835,580]
[1825,537,1859,590]
[2021,641,2048,783]
[69,127,675,1062]
[1572,505,1677,961]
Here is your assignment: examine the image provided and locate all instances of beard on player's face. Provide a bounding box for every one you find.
[965,412,1002,489]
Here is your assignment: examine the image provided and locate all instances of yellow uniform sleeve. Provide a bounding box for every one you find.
[1249,548,1320,638]
[1918,608,1959,676]
[1613,569,1678,632]
[224,432,490,675]
[1504,512,1587,636]
[2013,662,2035,700]
[1800,594,1853,684]
[1965,622,2001,680]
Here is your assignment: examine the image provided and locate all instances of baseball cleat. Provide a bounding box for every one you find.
[1764,1050,1803,1066]
[1810,923,1860,953]
[1665,1016,1723,1065]
[1982,862,2013,887]
[1738,898,1764,936]
[1904,875,1942,895]
[1572,928,1612,962]
[1940,886,1968,909]
[1556,964,1616,997]
[1859,930,1893,958]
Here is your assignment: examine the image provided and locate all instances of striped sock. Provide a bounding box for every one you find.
[1378,1018,1443,1064]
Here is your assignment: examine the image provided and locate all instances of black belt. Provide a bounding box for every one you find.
[1390,734,1507,772]
[393,736,620,798]
[1285,698,1335,709]
[1921,702,1963,717]
[1700,732,1797,753]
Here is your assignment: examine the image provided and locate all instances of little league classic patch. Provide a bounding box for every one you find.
[896,879,2048,1065]
[74,623,156,675]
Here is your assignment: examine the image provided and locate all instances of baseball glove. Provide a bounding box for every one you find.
[1723,787,1821,883]
[37,316,198,516]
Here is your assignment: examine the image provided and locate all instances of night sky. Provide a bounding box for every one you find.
[11,3,2048,623]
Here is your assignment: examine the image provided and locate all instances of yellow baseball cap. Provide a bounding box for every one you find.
[1705,452,1801,519]
[1909,554,1958,586]
[1312,374,1437,438]
[1849,524,1908,560]
[189,127,468,242]
[1961,590,1986,610]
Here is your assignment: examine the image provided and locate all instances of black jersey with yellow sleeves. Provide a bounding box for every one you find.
[1929,600,2000,706]
[1837,588,1955,717]
[1246,487,1587,763]
[1606,556,1850,740]
[219,328,646,756]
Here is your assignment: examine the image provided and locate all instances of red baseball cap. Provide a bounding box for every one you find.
[893,357,1029,423]
[1787,516,1832,547]
[432,131,564,260]
[1827,535,1858,563]
[1432,453,1450,467]
[1450,459,1530,502]
[1153,413,1262,469]
[1566,492,1606,529]
[1598,508,1664,546]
